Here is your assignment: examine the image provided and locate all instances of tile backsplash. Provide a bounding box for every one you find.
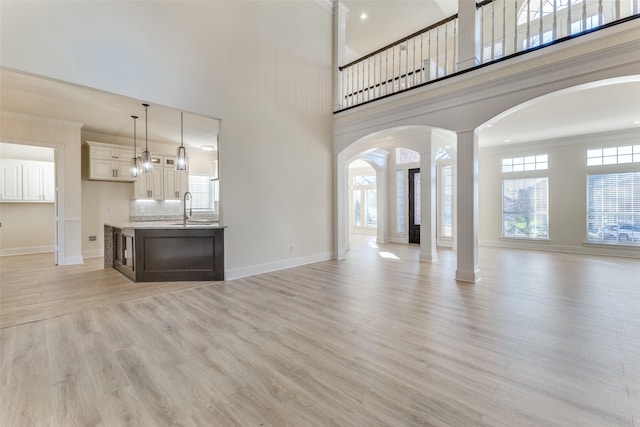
[129,200,218,222]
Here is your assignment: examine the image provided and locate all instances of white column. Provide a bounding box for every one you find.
[420,139,437,262]
[377,152,389,244]
[457,0,481,71]
[334,152,348,259]
[333,1,348,111]
[455,130,480,283]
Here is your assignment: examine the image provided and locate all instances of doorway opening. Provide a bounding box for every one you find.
[0,142,58,265]
[348,159,377,237]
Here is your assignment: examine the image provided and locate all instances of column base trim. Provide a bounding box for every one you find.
[455,268,481,283]
[420,252,438,262]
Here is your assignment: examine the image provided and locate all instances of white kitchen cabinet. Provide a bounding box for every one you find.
[42,163,55,201]
[0,159,22,201]
[0,159,54,203]
[134,170,163,200]
[87,141,136,182]
[163,168,189,200]
[22,163,44,201]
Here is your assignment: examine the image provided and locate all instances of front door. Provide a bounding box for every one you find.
[408,168,420,244]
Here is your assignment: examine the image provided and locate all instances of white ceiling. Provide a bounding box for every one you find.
[479,78,640,146]
[343,0,457,61]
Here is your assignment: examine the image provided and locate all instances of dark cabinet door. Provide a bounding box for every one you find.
[113,228,135,280]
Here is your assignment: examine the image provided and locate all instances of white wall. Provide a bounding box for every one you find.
[0,142,54,162]
[1,1,334,275]
[479,129,640,258]
[0,203,55,255]
[0,113,83,264]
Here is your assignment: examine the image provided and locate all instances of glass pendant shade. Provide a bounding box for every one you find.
[142,103,153,174]
[176,145,187,170]
[130,115,139,178]
[175,112,187,170]
[141,150,153,173]
[130,157,140,178]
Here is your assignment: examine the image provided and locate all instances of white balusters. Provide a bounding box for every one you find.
[336,0,633,111]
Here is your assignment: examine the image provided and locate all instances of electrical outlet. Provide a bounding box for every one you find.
[89,235,97,241]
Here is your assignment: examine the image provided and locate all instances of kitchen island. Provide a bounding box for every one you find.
[104,221,225,282]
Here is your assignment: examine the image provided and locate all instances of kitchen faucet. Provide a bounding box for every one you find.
[183,191,192,226]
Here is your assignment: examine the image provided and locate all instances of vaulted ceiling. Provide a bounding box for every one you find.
[342,0,457,60]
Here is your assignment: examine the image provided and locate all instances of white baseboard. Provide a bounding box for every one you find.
[82,249,104,259]
[59,254,84,265]
[480,239,640,259]
[0,245,55,257]
[226,251,333,281]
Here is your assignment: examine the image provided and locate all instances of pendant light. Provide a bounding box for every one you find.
[175,112,187,170]
[130,115,140,178]
[141,103,153,173]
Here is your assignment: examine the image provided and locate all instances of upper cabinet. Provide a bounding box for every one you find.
[22,162,55,201]
[87,141,136,182]
[0,159,22,201]
[133,161,164,200]
[0,159,55,203]
[163,157,188,200]
[85,141,192,201]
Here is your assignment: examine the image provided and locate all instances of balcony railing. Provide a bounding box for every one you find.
[336,0,640,112]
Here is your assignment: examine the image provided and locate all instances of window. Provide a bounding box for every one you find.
[523,30,553,49]
[587,145,640,166]
[351,173,377,229]
[587,172,640,246]
[435,147,452,160]
[189,174,218,211]
[442,165,453,238]
[502,154,548,173]
[570,14,600,34]
[396,170,405,233]
[502,177,549,239]
[518,0,585,25]
[395,147,420,165]
[482,40,504,62]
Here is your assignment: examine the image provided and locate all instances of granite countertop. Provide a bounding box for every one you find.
[106,220,226,230]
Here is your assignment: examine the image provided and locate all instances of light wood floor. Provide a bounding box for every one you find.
[1,240,639,426]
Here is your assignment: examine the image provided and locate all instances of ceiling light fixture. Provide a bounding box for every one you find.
[201,145,215,151]
[141,103,153,173]
[130,115,140,178]
[360,13,367,20]
[176,112,187,171]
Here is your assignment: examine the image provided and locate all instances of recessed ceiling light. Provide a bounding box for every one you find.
[504,139,511,143]
[634,120,640,124]
[487,124,493,128]
[201,145,215,151]
[360,13,367,20]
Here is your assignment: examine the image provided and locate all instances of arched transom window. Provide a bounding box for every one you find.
[517,0,583,25]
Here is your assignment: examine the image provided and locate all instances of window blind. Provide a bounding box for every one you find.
[587,172,640,245]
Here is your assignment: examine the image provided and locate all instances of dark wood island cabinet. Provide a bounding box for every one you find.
[105,222,225,282]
